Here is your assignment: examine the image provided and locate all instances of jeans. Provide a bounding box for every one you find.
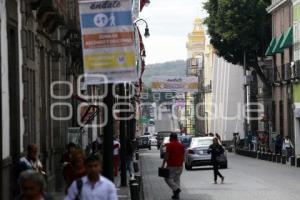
[126,157,133,177]
[164,167,183,191]
[213,162,223,181]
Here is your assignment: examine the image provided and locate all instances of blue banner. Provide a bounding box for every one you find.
[80,11,132,28]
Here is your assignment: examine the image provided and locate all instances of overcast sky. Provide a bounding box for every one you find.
[139,0,208,64]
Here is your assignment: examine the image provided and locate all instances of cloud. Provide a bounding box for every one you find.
[139,0,208,64]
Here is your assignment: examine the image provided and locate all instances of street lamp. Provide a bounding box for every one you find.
[134,18,150,38]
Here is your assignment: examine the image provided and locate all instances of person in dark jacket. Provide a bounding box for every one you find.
[208,138,225,184]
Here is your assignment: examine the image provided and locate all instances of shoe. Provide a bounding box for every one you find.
[214,180,217,184]
[221,177,224,184]
[172,188,181,199]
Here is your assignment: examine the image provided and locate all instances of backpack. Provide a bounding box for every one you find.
[75,179,83,200]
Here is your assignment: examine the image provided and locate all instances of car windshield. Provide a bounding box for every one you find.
[190,138,212,148]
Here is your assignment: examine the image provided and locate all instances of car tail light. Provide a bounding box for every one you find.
[188,149,194,154]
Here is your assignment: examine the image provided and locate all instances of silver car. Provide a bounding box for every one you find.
[185,137,228,170]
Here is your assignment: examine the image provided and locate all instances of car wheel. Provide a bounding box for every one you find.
[185,162,192,170]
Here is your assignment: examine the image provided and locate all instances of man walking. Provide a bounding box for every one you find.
[64,154,117,200]
[162,133,185,200]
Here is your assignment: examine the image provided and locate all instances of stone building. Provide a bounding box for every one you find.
[1,0,82,199]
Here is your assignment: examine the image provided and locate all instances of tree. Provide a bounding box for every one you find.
[204,0,271,85]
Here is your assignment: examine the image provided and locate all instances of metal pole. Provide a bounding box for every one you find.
[103,83,114,182]
[244,51,248,144]
[119,83,127,186]
[0,40,3,199]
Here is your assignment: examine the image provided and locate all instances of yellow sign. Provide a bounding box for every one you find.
[84,52,136,71]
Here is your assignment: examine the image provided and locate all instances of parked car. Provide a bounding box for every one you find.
[156,131,179,149]
[149,136,157,146]
[137,136,151,150]
[185,137,227,170]
[179,135,192,149]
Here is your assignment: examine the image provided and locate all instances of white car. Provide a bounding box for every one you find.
[149,136,157,146]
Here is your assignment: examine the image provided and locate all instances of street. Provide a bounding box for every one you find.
[140,149,300,200]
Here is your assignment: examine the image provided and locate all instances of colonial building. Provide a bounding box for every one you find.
[292,0,300,156]
[1,0,82,199]
[186,18,206,135]
[266,0,294,145]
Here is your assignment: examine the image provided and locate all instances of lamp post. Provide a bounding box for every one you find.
[134,18,150,38]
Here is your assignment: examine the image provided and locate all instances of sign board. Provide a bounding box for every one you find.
[151,76,198,93]
[79,0,137,84]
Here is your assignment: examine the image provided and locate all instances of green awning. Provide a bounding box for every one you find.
[272,33,284,54]
[265,38,276,56]
[280,27,293,49]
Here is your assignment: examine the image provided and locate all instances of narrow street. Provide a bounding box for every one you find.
[140,150,300,200]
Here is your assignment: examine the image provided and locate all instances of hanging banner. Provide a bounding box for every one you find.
[79,0,137,84]
[151,76,198,93]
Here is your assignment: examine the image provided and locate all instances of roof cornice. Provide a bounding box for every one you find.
[267,0,290,13]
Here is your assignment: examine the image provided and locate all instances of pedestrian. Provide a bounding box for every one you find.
[64,149,86,193]
[19,144,45,175]
[233,133,237,151]
[208,137,225,184]
[64,154,117,200]
[283,136,294,161]
[236,133,240,148]
[16,170,53,200]
[89,141,101,156]
[125,137,134,178]
[161,133,185,200]
[113,136,120,177]
[61,143,77,182]
[275,134,283,155]
[215,133,222,145]
[252,134,258,151]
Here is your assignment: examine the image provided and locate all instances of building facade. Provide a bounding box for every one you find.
[266,0,294,146]
[292,0,300,156]
[210,55,245,141]
[186,18,206,135]
[1,0,82,199]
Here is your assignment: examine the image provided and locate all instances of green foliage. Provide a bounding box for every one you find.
[204,0,271,83]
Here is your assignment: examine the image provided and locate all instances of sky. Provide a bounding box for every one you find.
[139,0,208,64]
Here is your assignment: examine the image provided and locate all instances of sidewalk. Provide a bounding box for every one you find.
[51,175,131,200]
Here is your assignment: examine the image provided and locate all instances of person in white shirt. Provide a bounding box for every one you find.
[19,144,45,175]
[64,154,117,200]
[283,136,294,161]
[113,137,120,177]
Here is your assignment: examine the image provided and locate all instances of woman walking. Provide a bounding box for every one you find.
[208,138,225,184]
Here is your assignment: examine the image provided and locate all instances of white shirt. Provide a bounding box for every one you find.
[113,140,120,156]
[64,175,117,200]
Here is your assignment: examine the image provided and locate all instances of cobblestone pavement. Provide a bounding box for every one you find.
[140,149,300,200]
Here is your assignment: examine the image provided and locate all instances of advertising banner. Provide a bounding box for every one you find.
[79,0,137,84]
[151,76,198,93]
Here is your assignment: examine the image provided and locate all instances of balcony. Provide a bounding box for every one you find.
[36,0,65,33]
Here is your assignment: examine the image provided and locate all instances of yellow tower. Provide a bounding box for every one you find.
[186,18,206,58]
[184,18,206,135]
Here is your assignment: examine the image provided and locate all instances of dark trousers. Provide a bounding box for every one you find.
[213,162,223,181]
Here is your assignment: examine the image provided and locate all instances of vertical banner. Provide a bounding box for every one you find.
[79,0,137,84]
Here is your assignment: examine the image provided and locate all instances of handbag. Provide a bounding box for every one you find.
[158,167,169,178]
